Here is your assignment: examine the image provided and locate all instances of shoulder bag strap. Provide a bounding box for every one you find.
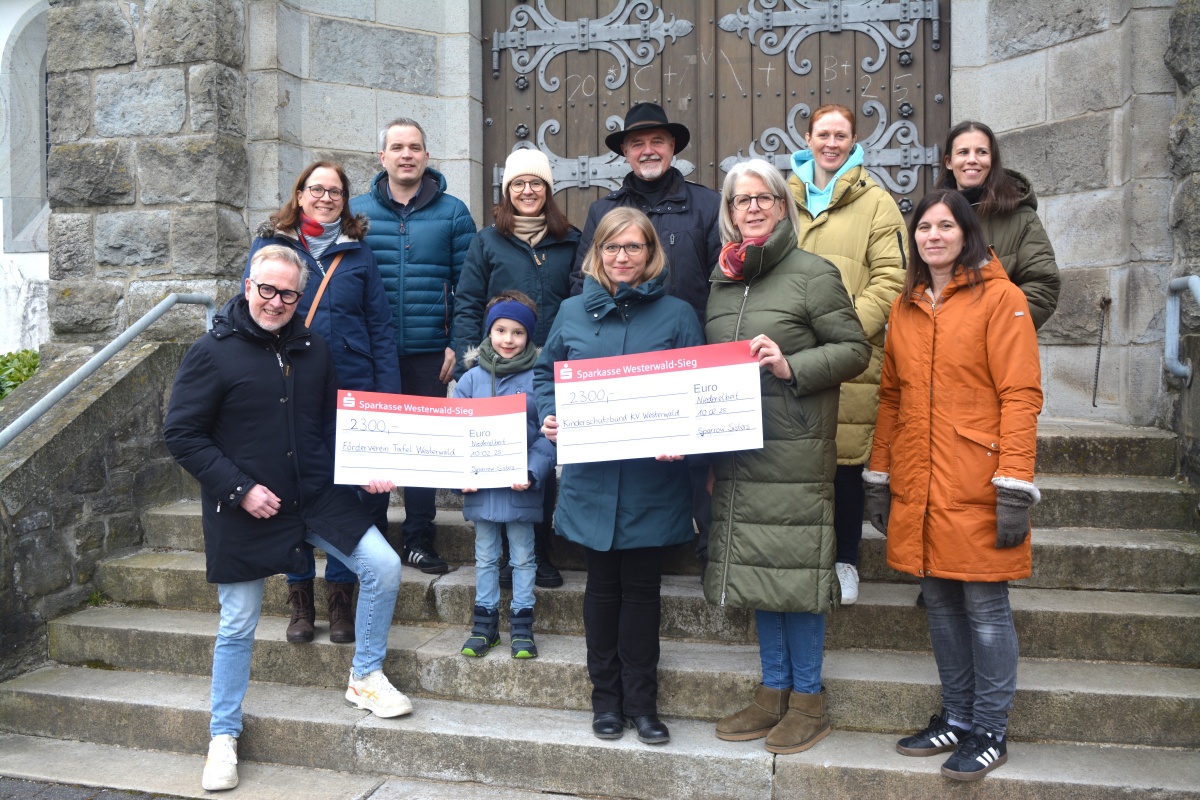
[304,252,345,328]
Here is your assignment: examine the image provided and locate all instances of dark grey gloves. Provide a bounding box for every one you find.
[862,471,891,535]
[994,481,1039,549]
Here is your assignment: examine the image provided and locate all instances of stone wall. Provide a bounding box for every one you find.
[0,342,189,681]
[1167,0,1200,481]
[951,0,1188,425]
[44,0,482,347]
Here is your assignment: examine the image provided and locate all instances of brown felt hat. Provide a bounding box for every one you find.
[604,102,691,156]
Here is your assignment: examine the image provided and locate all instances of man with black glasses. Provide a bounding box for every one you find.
[165,246,409,792]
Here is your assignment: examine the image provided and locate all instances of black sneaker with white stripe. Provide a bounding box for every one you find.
[896,710,966,756]
[402,541,449,574]
[940,724,1008,781]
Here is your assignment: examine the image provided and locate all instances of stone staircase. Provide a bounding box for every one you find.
[1,421,1199,798]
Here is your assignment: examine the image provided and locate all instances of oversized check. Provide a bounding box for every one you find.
[553,341,763,465]
[333,390,529,489]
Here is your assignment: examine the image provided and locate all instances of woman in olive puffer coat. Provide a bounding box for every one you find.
[705,159,869,755]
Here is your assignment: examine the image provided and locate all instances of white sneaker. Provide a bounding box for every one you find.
[346,669,413,718]
[836,563,860,605]
[201,734,238,791]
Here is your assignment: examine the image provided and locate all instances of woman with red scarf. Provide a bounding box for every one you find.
[244,161,401,646]
[704,158,869,755]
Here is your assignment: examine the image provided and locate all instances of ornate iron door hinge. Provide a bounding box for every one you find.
[492,0,694,91]
[718,101,938,197]
[719,0,940,74]
[492,119,696,204]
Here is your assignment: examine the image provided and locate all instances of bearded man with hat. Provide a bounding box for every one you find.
[571,101,722,571]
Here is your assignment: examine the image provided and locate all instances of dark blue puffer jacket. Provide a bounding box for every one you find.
[350,168,477,356]
[244,222,401,394]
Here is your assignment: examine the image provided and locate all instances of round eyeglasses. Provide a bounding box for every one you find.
[509,178,546,192]
[251,280,302,305]
[303,185,344,200]
[730,193,780,210]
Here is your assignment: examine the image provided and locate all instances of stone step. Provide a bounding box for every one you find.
[1032,475,1197,530]
[97,552,1200,667]
[0,732,384,800]
[1034,421,1179,476]
[1,665,1198,798]
[856,527,1200,593]
[49,606,1200,747]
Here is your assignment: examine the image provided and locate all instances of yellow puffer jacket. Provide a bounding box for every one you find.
[788,166,907,465]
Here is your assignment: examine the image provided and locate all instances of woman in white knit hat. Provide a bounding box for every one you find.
[452,146,580,588]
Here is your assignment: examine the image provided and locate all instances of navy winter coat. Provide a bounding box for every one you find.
[452,358,556,524]
[350,168,477,356]
[164,296,375,584]
[453,224,580,379]
[244,222,401,393]
[572,167,722,323]
[534,272,705,551]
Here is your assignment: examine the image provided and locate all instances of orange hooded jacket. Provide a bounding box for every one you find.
[868,255,1043,582]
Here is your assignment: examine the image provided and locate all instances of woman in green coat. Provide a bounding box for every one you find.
[937,120,1061,330]
[705,159,869,754]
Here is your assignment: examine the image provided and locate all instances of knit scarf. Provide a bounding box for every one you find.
[299,214,341,259]
[476,337,539,398]
[512,215,548,248]
[718,234,770,280]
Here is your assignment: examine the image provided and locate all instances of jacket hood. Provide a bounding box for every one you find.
[787,155,876,215]
[368,167,448,213]
[1004,169,1038,211]
[905,253,1009,305]
[254,215,369,244]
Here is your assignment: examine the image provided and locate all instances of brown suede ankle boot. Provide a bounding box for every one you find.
[716,685,791,741]
[765,688,831,754]
[326,581,356,644]
[285,579,315,643]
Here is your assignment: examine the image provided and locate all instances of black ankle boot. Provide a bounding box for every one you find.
[533,525,563,588]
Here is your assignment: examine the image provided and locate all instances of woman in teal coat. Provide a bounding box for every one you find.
[534,208,704,746]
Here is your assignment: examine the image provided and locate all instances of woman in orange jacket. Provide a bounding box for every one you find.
[865,189,1042,782]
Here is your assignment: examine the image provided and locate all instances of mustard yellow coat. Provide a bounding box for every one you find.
[788,166,907,465]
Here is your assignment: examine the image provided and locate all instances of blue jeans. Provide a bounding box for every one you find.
[756,610,826,694]
[474,519,535,611]
[919,576,1018,736]
[210,525,400,738]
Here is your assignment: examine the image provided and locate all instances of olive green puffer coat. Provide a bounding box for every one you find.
[703,218,870,614]
[787,165,906,465]
[952,170,1060,330]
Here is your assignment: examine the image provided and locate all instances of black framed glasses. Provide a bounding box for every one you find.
[251,280,302,305]
[601,242,648,256]
[730,193,780,210]
[304,184,344,200]
[509,178,546,192]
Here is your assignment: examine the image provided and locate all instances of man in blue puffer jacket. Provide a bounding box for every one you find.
[350,117,477,574]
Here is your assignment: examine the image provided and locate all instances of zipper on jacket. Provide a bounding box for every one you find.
[720,280,755,605]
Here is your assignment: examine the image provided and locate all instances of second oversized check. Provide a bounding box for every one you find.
[554,341,763,465]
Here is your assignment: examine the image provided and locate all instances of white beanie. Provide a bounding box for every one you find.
[502,148,554,196]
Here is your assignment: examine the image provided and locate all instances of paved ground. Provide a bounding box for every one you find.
[0,778,184,800]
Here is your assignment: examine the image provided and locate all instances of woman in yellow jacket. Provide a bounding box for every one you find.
[866,188,1042,782]
[787,104,906,604]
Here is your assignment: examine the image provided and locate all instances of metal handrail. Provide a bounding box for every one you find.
[1165,275,1200,387]
[0,293,215,450]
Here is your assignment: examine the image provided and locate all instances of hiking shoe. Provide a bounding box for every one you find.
[940,724,1008,781]
[461,605,501,657]
[346,669,412,718]
[835,562,859,605]
[897,710,966,756]
[200,734,238,791]
[403,541,449,574]
[510,607,538,658]
[285,579,315,643]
